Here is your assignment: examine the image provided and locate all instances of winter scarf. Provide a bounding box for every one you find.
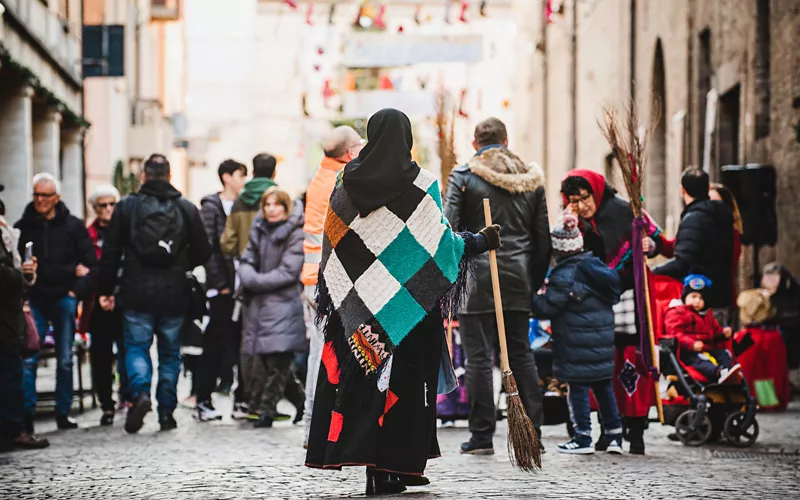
[317,167,469,391]
[239,177,277,206]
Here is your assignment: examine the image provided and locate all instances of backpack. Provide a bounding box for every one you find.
[130,195,188,267]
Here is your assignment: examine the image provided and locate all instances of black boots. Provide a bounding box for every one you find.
[366,469,407,496]
[56,414,79,430]
[624,417,647,455]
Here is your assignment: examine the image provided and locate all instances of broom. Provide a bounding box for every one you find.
[598,101,665,424]
[483,198,542,472]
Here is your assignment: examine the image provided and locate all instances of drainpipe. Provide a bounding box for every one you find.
[81,0,87,219]
[629,0,636,102]
[541,0,549,173]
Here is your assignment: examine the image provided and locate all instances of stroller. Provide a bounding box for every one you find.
[659,337,759,447]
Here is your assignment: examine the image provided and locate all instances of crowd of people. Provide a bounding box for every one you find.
[0,108,797,496]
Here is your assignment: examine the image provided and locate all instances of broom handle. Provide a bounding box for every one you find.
[446,302,454,361]
[483,199,511,373]
[640,228,665,424]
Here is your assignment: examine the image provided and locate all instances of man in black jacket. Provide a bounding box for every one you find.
[1,188,49,450]
[444,118,551,454]
[654,168,734,320]
[15,173,97,431]
[194,159,247,422]
[99,154,211,433]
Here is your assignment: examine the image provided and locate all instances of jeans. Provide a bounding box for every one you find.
[24,295,78,415]
[460,312,544,444]
[0,349,24,442]
[196,294,242,403]
[302,287,323,438]
[567,379,623,438]
[123,311,184,416]
[89,306,130,411]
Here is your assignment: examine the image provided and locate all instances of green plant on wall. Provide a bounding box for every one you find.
[112,160,140,196]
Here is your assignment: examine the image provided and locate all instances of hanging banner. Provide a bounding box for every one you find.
[342,33,483,68]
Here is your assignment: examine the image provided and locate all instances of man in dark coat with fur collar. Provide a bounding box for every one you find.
[444,118,551,455]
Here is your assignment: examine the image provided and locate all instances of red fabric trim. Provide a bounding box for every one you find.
[378,390,399,427]
[322,342,340,385]
[328,411,343,442]
[304,462,429,476]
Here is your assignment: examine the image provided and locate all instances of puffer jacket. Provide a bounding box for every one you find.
[531,252,621,383]
[240,202,305,355]
[654,199,734,309]
[98,180,212,315]
[200,193,235,291]
[444,145,551,314]
[663,301,727,353]
[15,201,97,301]
[1,216,27,350]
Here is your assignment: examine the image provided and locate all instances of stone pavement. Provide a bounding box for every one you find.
[2,388,799,500]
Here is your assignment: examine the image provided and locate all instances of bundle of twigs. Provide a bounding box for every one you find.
[484,199,542,472]
[436,91,457,194]
[598,101,653,216]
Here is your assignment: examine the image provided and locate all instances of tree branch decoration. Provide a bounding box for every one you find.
[436,91,457,195]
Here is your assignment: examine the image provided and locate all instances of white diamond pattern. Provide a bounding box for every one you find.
[412,169,436,192]
[354,260,401,314]
[323,251,354,308]
[348,207,406,255]
[405,194,446,256]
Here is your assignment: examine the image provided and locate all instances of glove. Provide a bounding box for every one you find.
[479,224,502,251]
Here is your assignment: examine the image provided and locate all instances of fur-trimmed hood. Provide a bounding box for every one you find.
[466,146,544,193]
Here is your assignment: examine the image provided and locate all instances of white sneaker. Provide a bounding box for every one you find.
[231,402,249,420]
[718,364,742,384]
[557,438,595,454]
[193,401,222,422]
[605,436,624,455]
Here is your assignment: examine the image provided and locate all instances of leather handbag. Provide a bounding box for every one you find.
[22,300,40,357]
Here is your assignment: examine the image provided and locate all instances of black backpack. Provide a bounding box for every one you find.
[129,195,188,267]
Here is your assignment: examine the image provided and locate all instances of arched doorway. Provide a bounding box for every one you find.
[648,39,667,226]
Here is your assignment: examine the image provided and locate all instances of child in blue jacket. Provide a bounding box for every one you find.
[532,213,623,454]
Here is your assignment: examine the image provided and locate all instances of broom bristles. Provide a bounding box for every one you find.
[503,371,542,472]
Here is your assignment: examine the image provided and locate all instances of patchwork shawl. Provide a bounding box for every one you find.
[317,168,467,389]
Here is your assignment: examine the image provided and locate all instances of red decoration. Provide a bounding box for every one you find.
[306,1,313,25]
[322,342,340,384]
[379,75,394,90]
[378,390,399,427]
[328,411,344,441]
[317,47,324,55]
[458,89,469,118]
[283,0,298,9]
[459,1,469,23]
[397,25,404,33]
[375,4,387,30]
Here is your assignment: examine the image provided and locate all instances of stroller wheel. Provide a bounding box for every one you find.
[674,410,713,446]
[723,411,759,448]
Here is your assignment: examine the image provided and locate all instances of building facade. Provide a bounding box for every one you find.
[0,0,85,221]
[520,0,800,279]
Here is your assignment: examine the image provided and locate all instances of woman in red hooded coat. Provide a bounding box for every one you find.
[561,170,670,455]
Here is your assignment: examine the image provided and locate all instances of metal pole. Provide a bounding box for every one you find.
[569,0,577,170]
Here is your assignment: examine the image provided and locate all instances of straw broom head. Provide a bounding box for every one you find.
[503,372,542,472]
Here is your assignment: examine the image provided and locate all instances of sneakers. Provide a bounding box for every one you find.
[254,415,273,428]
[460,438,494,455]
[718,364,743,384]
[193,401,223,422]
[159,413,178,431]
[124,394,152,434]
[557,436,594,454]
[56,414,79,430]
[232,402,249,420]
[100,412,115,426]
[605,435,623,454]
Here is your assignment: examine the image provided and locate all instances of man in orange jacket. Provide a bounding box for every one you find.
[301,126,363,445]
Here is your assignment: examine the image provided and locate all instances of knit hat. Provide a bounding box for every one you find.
[551,213,584,254]
[682,274,712,302]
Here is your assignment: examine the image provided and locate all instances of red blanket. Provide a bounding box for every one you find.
[736,326,790,412]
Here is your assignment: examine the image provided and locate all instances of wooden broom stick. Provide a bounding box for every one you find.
[640,231,665,423]
[483,199,541,472]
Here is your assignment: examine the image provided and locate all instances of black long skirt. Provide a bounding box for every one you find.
[305,312,443,476]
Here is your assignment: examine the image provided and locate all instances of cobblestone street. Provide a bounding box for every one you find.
[2,383,799,500]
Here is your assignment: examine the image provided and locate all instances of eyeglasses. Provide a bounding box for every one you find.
[568,193,593,207]
[95,202,116,209]
[33,192,57,199]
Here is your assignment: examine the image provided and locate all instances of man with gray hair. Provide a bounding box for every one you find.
[300,125,363,445]
[14,173,97,432]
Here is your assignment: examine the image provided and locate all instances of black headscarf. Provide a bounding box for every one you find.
[342,108,420,216]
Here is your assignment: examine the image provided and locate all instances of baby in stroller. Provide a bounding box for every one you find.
[664,274,740,385]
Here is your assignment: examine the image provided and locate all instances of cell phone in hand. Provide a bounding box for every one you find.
[24,241,33,262]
